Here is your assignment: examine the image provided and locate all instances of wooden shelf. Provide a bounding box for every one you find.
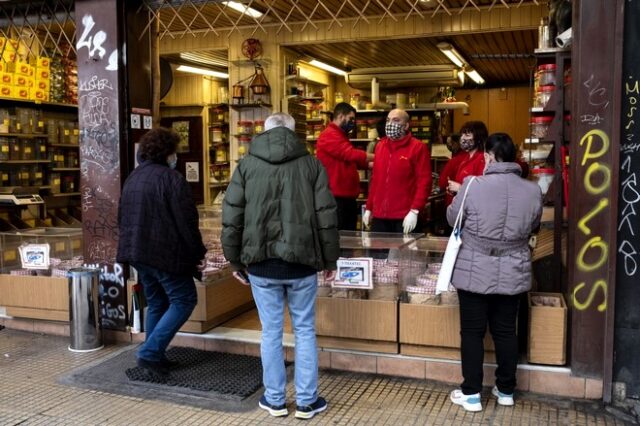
[306,118,324,123]
[0,160,51,164]
[209,181,230,188]
[230,103,272,110]
[284,75,329,87]
[0,133,48,138]
[209,122,229,127]
[0,97,77,109]
[350,138,373,142]
[49,144,79,148]
[51,168,80,171]
[211,162,230,167]
[232,134,254,138]
[48,192,81,197]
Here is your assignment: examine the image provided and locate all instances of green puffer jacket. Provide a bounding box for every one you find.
[221,127,340,271]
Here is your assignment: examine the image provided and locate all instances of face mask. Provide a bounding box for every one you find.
[340,119,355,135]
[167,155,177,169]
[460,138,475,152]
[385,121,406,140]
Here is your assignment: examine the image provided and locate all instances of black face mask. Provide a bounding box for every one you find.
[340,119,356,135]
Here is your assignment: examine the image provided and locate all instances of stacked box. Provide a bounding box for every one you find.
[34,56,50,102]
[0,37,18,63]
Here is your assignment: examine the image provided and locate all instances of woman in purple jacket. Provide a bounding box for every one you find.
[446,133,542,412]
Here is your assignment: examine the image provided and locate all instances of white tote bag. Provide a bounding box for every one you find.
[436,177,476,295]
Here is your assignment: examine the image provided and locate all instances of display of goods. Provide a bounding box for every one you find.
[49,55,65,103]
[369,285,398,301]
[331,289,368,299]
[406,286,440,305]
[62,56,77,104]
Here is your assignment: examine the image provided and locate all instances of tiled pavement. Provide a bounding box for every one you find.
[0,329,631,425]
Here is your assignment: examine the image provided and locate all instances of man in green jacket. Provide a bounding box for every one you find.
[222,112,339,420]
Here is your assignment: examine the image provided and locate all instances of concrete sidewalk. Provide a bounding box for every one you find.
[0,329,631,425]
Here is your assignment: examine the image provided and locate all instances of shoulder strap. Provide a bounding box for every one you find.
[453,176,476,232]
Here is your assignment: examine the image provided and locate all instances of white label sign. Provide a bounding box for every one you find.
[333,257,373,289]
[143,115,152,129]
[130,113,141,129]
[185,162,199,182]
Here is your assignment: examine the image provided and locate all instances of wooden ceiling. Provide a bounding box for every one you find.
[286,30,537,85]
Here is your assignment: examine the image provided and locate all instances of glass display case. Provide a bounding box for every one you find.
[0,227,83,274]
[197,205,229,281]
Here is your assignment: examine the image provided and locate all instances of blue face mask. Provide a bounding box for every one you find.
[168,155,177,169]
[340,118,356,135]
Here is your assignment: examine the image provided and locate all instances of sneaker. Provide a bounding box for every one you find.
[450,389,482,412]
[258,395,288,417]
[159,356,180,370]
[295,397,327,420]
[136,358,169,377]
[492,386,514,406]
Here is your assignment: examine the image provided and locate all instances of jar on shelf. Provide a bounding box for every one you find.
[215,146,228,163]
[212,108,226,123]
[367,120,378,140]
[18,166,30,186]
[33,111,44,134]
[71,124,79,144]
[9,137,21,160]
[356,119,368,139]
[306,124,314,140]
[349,93,360,109]
[210,126,224,143]
[0,137,9,160]
[237,120,253,135]
[313,124,323,139]
[530,115,554,138]
[67,151,79,168]
[238,135,251,157]
[335,92,344,104]
[59,121,71,144]
[1,171,9,186]
[254,120,265,134]
[21,139,34,160]
[30,165,43,186]
[62,176,75,193]
[536,85,555,108]
[537,64,557,86]
[46,119,58,143]
[49,172,60,193]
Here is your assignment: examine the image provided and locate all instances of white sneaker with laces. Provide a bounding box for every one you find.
[492,386,515,406]
[450,389,482,412]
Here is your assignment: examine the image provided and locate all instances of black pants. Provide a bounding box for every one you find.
[335,197,359,231]
[458,289,521,395]
[371,218,404,233]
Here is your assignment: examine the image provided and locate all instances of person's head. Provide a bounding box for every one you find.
[264,112,295,132]
[459,121,488,152]
[333,102,356,134]
[385,108,410,140]
[446,133,461,154]
[138,127,179,168]
[484,133,516,167]
[376,113,389,139]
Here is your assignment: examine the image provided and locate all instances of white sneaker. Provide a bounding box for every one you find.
[492,386,515,406]
[450,389,482,412]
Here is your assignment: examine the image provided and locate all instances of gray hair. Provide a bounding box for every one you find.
[264,113,295,131]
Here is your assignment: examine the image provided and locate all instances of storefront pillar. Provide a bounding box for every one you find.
[76,0,151,330]
[568,0,625,402]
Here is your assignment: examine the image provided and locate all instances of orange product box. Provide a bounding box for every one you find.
[30,88,47,102]
[35,68,49,80]
[0,72,13,85]
[15,87,29,99]
[35,78,50,92]
[14,74,29,87]
[8,60,31,77]
[26,77,34,88]
[2,51,16,63]
[33,56,50,69]
[0,62,4,73]
[0,37,18,52]
[0,84,13,98]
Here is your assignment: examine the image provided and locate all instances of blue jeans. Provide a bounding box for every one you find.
[133,263,197,362]
[249,273,318,406]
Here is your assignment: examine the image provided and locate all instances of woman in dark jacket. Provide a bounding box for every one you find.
[117,127,206,377]
[447,133,542,412]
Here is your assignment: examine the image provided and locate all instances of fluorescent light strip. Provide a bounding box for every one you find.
[309,59,347,76]
[222,1,263,18]
[466,69,485,85]
[441,49,465,68]
[176,65,229,79]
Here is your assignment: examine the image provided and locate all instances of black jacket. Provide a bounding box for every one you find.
[221,127,340,271]
[117,160,206,276]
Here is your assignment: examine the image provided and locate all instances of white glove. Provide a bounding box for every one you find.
[362,210,372,228]
[403,209,419,234]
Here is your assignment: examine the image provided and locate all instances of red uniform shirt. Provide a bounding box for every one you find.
[366,133,432,220]
[316,122,368,199]
[454,150,485,187]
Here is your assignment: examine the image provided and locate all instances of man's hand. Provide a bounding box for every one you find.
[232,270,251,286]
[362,210,372,228]
[402,209,419,234]
[323,270,336,282]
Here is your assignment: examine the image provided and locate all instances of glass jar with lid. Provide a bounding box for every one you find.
[536,85,555,108]
[349,93,360,109]
[215,146,228,163]
[356,119,368,139]
[237,121,254,135]
[30,165,43,186]
[367,120,378,140]
[21,139,35,160]
[210,126,224,143]
[537,64,557,87]
[530,115,554,138]
[254,120,265,134]
[0,137,9,160]
[335,92,344,104]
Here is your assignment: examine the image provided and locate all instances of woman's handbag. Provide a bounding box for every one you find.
[436,177,476,294]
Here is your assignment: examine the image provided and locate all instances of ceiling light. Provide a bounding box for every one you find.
[466,69,485,85]
[437,42,466,68]
[222,1,263,18]
[309,59,347,76]
[176,65,229,79]
[179,52,228,68]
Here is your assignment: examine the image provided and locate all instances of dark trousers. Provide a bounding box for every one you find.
[371,218,404,233]
[458,289,521,395]
[335,197,359,231]
[133,263,198,362]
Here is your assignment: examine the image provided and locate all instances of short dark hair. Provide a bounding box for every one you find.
[139,127,179,163]
[376,113,389,138]
[448,133,461,143]
[485,132,516,162]
[459,121,488,150]
[334,102,356,117]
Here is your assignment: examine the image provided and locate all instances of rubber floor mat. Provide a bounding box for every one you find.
[125,347,263,397]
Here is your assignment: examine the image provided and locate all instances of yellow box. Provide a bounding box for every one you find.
[8,61,31,77]
[2,51,17,63]
[14,74,29,87]
[15,87,29,99]
[35,78,50,92]
[0,72,13,86]
[30,88,47,102]
[0,62,4,73]
[0,85,14,98]
[34,56,51,69]
[35,68,50,80]
[27,77,34,88]
[0,37,18,52]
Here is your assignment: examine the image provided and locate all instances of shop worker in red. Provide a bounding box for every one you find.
[363,109,432,234]
[446,121,488,197]
[317,102,374,230]
[438,133,464,206]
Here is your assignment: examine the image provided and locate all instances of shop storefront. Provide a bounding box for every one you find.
[0,0,637,404]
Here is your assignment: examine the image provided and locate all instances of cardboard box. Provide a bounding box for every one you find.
[35,78,50,92]
[2,51,16,63]
[0,275,69,322]
[14,74,29,87]
[30,88,47,102]
[528,292,567,365]
[0,84,13,98]
[35,68,50,80]
[15,87,29,99]
[0,72,13,85]
[8,61,31,77]
[399,303,495,350]
[30,56,51,69]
